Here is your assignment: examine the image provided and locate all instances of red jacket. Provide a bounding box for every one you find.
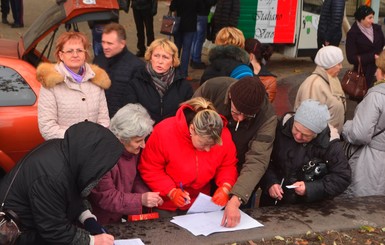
[89,150,150,224]
[138,104,238,211]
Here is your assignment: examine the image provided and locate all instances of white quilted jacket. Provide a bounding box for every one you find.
[37,62,111,140]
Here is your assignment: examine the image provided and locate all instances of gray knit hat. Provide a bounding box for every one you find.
[294,99,330,134]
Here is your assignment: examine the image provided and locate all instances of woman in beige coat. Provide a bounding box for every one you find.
[37,31,111,140]
[294,45,346,133]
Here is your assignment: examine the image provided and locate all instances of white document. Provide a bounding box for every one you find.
[286,185,299,189]
[114,238,145,245]
[187,192,223,214]
[171,210,264,236]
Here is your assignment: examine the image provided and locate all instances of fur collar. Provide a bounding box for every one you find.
[36,62,111,89]
[208,45,250,64]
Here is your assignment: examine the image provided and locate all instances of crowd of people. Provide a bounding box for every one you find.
[1,2,385,245]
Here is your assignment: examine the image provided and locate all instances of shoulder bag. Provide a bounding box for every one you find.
[343,127,385,160]
[341,56,368,100]
[160,11,180,35]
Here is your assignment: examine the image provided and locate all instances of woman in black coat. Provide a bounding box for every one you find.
[126,38,193,124]
[346,5,385,88]
[0,122,124,244]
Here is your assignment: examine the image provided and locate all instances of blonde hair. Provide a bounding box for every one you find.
[376,50,385,74]
[182,97,223,145]
[144,38,180,67]
[215,27,245,48]
[54,31,90,62]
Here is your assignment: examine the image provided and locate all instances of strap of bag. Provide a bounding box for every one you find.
[357,56,363,74]
[373,127,385,138]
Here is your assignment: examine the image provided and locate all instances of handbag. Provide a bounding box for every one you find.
[341,56,368,100]
[343,127,385,160]
[160,12,180,35]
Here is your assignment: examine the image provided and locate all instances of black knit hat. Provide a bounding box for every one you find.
[229,76,266,115]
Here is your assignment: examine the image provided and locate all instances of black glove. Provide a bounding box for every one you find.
[83,218,106,235]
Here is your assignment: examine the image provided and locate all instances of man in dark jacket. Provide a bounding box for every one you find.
[259,99,351,206]
[94,23,144,118]
[317,0,345,49]
[194,76,277,227]
[0,122,124,244]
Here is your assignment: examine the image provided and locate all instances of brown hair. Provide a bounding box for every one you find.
[244,38,274,64]
[215,27,245,48]
[103,23,127,41]
[54,31,90,62]
[145,38,180,67]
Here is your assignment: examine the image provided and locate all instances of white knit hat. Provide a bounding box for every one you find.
[314,46,344,69]
[294,99,330,134]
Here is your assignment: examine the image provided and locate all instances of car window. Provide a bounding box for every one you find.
[0,66,37,106]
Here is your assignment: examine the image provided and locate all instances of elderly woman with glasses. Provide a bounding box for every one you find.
[138,97,238,219]
[36,31,110,140]
[89,104,163,225]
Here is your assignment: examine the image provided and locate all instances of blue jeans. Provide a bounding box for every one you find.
[92,24,104,56]
[174,31,195,78]
[191,15,208,63]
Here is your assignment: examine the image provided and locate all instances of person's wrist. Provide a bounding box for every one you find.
[229,195,242,207]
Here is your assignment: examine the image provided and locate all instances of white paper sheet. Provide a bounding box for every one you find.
[171,210,264,236]
[187,192,223,214]
[286,185,298,189]
[114,238,145,245]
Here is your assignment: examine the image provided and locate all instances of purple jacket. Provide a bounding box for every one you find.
[89,150,150,224]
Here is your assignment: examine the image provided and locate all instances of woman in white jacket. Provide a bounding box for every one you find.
[342,50,385,197]
[37,31,110,140]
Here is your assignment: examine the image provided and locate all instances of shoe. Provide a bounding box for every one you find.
[190,61,206,69]
[136,51,145,57]
[11,23,24,28]
[2,17,9,24]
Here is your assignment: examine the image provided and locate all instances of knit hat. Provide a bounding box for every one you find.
[294,99,330,134]
[230,64,253,79]
[314,46,344,69]
[229,76,266,115]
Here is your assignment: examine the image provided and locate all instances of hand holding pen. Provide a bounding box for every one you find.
[268,178,284,205]
[168,182,190,207]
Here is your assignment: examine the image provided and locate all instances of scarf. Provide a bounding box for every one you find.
[374,79,385,86]
[146,63,175,97]
[357,21,374,43]
[64,63,85,83]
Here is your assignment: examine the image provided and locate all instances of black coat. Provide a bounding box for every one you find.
[94,47,144,118]
[170,0,203,32]
[126,66,193,124]
[346,22,385,87]
[200,45,249,85]
[0,122,123,244]
[210,0,240,40]
[317,0,345,47]
[260,116,351,206]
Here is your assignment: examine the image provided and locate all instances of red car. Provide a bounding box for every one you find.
[0,0,119,176]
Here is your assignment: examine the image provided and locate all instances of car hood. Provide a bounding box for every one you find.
[0,0,119,60]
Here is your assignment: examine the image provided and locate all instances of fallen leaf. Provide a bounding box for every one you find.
[248,241,257,245]
[361,225,375,232]
[275,235,285,241]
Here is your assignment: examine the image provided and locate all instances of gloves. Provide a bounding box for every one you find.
[168,188,189,207]
[83,218,106,235]
[212,183,231,206]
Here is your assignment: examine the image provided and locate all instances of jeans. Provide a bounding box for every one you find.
[191,15,208,63]
[174,31,196,78]
[133,8,154,52]
[92,24,104,56]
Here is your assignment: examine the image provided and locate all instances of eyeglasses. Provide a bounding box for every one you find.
[60,49,87,55]
[230,109,256,119]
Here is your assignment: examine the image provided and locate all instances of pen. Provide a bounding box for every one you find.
[235,120,239,131]
[101,227,107,233]
[179,181,188,203]
[274,178,285,205]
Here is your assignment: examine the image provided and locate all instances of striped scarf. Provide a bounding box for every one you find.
[146,63,175,97]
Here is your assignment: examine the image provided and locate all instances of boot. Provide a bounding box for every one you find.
[2,15,9,24]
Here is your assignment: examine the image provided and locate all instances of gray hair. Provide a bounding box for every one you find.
[110,104,154,144]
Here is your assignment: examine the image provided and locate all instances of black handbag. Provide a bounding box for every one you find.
[302,158,328,182]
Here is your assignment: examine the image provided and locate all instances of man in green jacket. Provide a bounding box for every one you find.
[194,76,277,227]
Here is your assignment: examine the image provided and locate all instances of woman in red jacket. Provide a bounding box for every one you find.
[138,97,238,218]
